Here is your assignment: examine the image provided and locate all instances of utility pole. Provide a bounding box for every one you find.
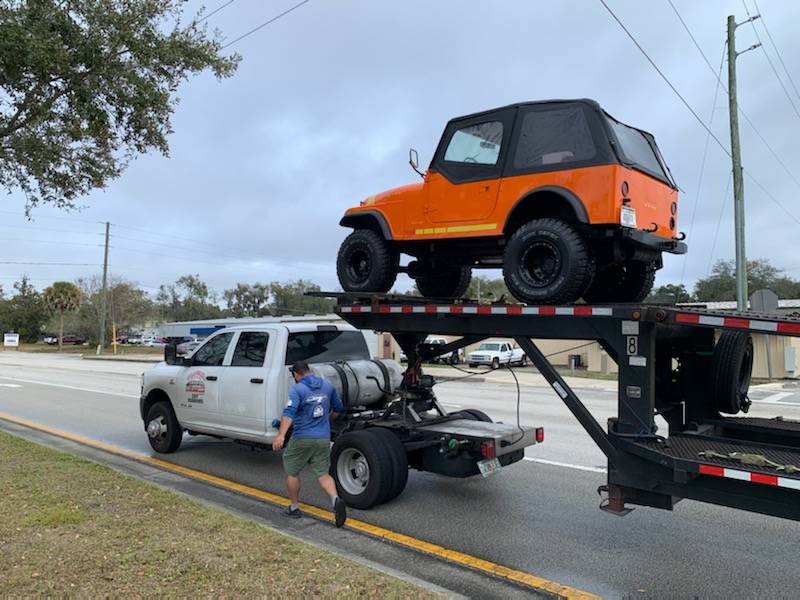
[727,14,760,311]
[97,221,110,355]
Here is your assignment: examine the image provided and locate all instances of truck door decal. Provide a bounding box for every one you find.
[186,370,206,403]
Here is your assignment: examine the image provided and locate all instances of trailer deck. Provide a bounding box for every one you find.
[325,292,800,521]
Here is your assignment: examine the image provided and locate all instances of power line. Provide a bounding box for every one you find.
[0,223,103,236]
[597,0,731,157]
[0,209,104,225]
[752,0,800,104]
[197,0,236,24]
[1,237,104,248]
[0,261,104,266]
[221,0,310,49]
[707,173,733,277]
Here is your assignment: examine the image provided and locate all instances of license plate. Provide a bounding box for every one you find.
[478,458,502,478]
[620,206,637,228]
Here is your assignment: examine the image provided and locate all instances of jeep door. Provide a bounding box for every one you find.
[220,330,271,437]
[426,108,515,224]
[177,331,234,430]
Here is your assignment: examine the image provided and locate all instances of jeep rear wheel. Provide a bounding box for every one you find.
[503,218,594,304]
[415,264,471,299]
[582,263,656,303]
[337,229,398,293]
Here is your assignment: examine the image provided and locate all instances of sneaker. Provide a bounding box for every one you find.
[334,497,347,528]
[284,506,301,519]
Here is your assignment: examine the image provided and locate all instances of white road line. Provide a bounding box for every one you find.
[524,457,607,474]
[0,376,137,399]
[757,392,794,404]
[0,383,22,388]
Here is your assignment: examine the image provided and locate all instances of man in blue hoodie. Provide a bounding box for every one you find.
[272,360,347,527]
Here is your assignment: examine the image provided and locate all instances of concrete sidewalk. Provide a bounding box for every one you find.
[82,353,161,364]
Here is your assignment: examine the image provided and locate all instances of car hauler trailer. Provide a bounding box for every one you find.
[325,292,800,522]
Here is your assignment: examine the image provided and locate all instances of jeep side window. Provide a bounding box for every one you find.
[512,106,597,169]
[193,332,234,366]
[444,121,503,165]
[231,332,269,367]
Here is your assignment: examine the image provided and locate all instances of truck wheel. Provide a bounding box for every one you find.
[582,263,656,303]
[491,357,500,370]
[415,264,471,299]
[331,431,394,509]
[145,401,182,453]
[337,229,398,293]
[711,331,753,414]
[365,428,408,502]
[458,408,493,422]
[503,219,594,305]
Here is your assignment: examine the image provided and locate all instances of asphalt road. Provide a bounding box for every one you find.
[2,352,800,598]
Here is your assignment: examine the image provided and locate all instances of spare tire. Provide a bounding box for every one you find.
[582,263,656,303]
[415,265,471,299]
[711,331,753,414]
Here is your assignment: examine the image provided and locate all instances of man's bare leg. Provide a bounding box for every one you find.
[318,474,337,498]
[319,473,347,528]
[287,475,301,506]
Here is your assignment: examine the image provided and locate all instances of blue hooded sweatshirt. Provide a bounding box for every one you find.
[283,374,343,439]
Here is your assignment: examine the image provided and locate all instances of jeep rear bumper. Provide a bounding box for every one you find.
[600,227,687,255]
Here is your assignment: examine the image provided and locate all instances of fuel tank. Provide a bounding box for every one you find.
[307,359,404,408]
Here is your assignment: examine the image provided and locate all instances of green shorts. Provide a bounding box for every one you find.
[282,437,331,477]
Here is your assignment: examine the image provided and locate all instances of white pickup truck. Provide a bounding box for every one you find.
[467,340,528,369]
[140,322,541,508]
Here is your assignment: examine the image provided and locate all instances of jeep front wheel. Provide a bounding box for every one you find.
[337,229,398,293]
[503,218,594,305]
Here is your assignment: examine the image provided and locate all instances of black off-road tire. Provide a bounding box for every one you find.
[145,401,182,453]
[503,219,594,305]
[582,263,656,303]
[457,408,493,422]
[711,331,753,414]
[337,229,398,293]
[415,265,472,299]
[331,430,394,509]
[365,428,409,503]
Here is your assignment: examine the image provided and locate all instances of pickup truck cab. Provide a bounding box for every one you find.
[140,322,541,508]
[468,340,527,369]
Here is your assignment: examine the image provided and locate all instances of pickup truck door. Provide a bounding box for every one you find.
[220,331,270,436]
[501,343,512,363]
[177,331,235,429]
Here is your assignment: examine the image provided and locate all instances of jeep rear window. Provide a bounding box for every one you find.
[512,106,597,169]
[605,116,674,186]
[285,330,369,365]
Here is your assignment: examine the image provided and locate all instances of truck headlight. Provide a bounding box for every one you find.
[620,205,637,229]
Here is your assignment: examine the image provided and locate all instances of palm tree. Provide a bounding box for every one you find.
[43,282,82,351]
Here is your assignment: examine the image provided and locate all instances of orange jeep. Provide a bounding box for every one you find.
[337,99,687,304]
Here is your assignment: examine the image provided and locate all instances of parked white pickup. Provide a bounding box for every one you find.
[467,340,527,369]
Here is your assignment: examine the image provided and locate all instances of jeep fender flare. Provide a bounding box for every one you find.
[339,210,393,240]
[503,185,590,234]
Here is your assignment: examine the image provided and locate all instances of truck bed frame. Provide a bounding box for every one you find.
[326,292,800,521]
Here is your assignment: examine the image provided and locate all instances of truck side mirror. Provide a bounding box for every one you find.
[409,148,424,178]
[164,343,178,365]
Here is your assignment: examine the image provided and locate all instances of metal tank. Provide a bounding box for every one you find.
[306,359,404,408]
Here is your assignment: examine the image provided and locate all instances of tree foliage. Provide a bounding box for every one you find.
[464,276,511,302]
[156,274,222,322]
[647,283,693,304]
[269,280,334,316]
[694,259,800,302]
[43,280,81,349]
[0,0,239,210]
[223,283,270,318]
[0,276,47,342]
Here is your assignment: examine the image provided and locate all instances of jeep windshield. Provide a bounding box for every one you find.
[604,114,676,188]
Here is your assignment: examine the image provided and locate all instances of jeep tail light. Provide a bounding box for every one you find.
[535,428,545,443]
[480,440,496,459]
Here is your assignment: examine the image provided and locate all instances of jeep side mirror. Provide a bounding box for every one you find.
[409,148,424,179]
[164,343,178,365]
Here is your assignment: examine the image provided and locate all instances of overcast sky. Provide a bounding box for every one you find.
[4,0,800,299]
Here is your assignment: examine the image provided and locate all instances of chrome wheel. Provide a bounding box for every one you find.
[147,415,167,441]
[336,448,371,496]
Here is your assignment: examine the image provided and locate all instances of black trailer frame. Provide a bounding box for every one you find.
[328,292,800,522]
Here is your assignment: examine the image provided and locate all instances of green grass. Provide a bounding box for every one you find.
[0,431,436,598]
[0,343,164,355]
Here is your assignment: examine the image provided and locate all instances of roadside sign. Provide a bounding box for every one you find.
[750,289,779,313]
[4,333,20,348]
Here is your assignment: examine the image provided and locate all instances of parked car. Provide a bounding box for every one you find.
[425,336,464,364]
[43,335,58,345]
[127,335,143,345]
[176,339,203,356]
[60,335,86,346]
[468,340,527,369]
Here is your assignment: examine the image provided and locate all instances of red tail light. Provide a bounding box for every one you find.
[535,428,545,443]
[480,440,496,459]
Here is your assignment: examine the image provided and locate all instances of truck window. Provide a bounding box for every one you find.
[231,332,269,367]
[477,343,501,351]
[605,116,672,185]
[512,106,597,169]
[444,121,503,165]
[192,332,234,366]
[285,330,369,365]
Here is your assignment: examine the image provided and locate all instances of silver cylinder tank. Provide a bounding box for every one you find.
[302,359,404,408]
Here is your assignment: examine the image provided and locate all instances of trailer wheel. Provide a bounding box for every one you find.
[582,263,656,303]
[331,431,394,509]
[145,401,182,453]
[337,229,398,293]
[415,264,471,299]
[365,428,408,502]
[711,331,753,414]
[457,408,493,422]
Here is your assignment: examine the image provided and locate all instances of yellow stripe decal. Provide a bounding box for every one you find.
[415,223,497,235]
[0,411,599,600]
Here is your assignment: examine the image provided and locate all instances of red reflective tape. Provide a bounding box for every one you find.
[477,305,492,314]
[401,305,413,313]
[723,317,750,329]
[675,313,700,324]
[574,306,593,315]
[378,305,390,313]
[506,306,522,315]
[539,306,556,315]
[751,473,779,486]
[424,305,436,314]
[777,322,800,334]
[450,305,463,314]
[699,464,725,477]
[350,306,361,313]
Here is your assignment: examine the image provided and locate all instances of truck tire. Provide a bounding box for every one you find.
[145,401,182,453]
[711,331,753,414]
[582,263,656,303]
[503,219,594,305]
[365,428,409,502]
[458,408,493,422]
[415,265,471,299]
[491,357,500,370]
[331,430,394,509]
[337,229,398,293]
